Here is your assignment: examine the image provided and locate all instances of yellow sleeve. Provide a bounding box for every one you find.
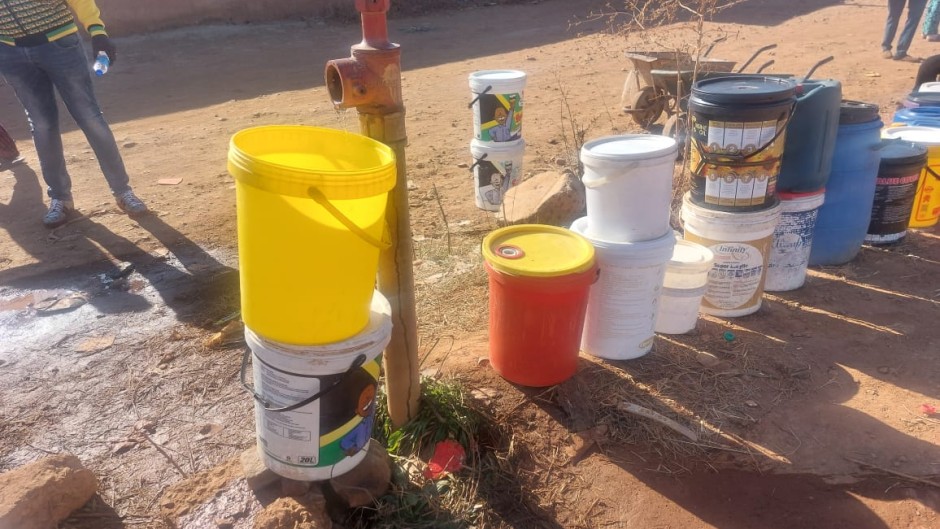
[65,0,108,37]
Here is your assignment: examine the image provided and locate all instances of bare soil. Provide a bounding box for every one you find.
[1,0,939,528]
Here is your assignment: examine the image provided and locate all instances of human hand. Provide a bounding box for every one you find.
[92,35,117,65]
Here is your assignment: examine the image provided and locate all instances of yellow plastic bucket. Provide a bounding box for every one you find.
[228,126,396,344]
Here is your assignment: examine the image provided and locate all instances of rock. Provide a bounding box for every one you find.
[501,170,585,227]
[241,446,279,492]
[329,441,391,508]
[0,453,98,529]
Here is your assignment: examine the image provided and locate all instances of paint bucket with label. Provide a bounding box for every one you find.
[228,126,395,344]
[765,190,826,292]
[654,239,714,335]
[580,134,678,242]
[469,70,525,143]
[470,138,525,212]
[570,217,675,360]
[865,140,927,244]
[881,126,940,229]
[809,101,883,266]
[681,193,781,317]
[483,225,596,387]
[241,291,392,481]
[688,76,796,211]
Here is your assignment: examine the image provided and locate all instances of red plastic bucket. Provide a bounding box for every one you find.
[482,225,597,387]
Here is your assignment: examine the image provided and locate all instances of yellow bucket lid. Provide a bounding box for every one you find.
[482,224,595,277]
[228,125,396,199]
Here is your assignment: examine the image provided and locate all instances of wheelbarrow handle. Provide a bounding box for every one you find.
[702,36,727,57]
[801,56,834,81]
[735,44,778,73]
[755,60,775,74]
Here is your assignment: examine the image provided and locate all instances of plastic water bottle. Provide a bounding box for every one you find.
[93,51,110,77]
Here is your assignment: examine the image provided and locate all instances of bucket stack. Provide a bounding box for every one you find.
[681,76,794,313]
[573,134,679,359]
[468,70,526,213]
[228,125,396,481]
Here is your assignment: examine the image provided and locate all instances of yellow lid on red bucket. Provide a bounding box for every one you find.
[482,224,595,277]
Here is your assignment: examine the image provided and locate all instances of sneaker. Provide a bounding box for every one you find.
[115,189,149,217]
[894,53,922,63]
[43,199,74,228]
[882,50,894,59]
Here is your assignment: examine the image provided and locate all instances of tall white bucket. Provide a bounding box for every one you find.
[242,292,392,481]
[470,138,525,212]
[654,239,714,334]
[681,193,781,317]
[469,70,526,142]
[765,190,825,292]
[580,134,678,242]
[571,217,675,360]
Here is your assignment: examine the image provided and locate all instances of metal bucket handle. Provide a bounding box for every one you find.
[468,85,493,109]
[307,187,391,250]
[469,152,488,172]
[240,349,368,413]
[691,99,798,175]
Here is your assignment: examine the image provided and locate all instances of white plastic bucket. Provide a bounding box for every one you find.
[571,217,675,360]
[471,138,525,212]
[919,82,940,93]
[580,134,678,242]
[243,291,392,481]
[654,239,714,334]
[680,193,781,317]
[765,190,825,292]
[469,70,526,142]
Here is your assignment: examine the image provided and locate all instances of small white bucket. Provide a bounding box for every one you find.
[580,134,678,242]
[242,291,392,481]
[471,138,525,212]
[765,190,825,292]
[469,70,526,142]
[654,239,714,334]
[571,217,675,360]
[681,193,781,317]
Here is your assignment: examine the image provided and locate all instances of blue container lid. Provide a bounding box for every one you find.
[905,91,940,107]
[840,100,879,124]
[879,139,927,166]
[691,75,796,105]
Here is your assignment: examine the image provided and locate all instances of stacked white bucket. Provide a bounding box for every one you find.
[572,134,710,361]
[243,293,392,481]
[469,70,526,213]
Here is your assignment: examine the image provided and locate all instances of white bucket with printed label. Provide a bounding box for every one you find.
[765,190,825,292]
[571,217,675,360]
[469,70,526,142]
[681,193,781,317]
[242,291,391,481]
[471,138,525,212]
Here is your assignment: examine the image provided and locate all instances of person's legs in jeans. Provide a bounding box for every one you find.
[38,34,131,196]
[885,0,908,53]
[0,43,74,201]
[898,0,929,57]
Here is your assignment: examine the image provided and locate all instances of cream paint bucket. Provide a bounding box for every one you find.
[681,193,781,317]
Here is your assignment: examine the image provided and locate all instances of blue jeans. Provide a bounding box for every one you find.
[924,0,940,35]
[883,0,929,56]
[0,34,130,201]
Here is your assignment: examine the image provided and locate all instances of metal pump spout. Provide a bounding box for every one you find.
[325,0,419,429]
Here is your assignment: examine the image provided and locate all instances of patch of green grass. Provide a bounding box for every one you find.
[348,377,488,528]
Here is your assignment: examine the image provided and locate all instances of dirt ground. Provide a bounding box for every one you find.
[1,0,939,527]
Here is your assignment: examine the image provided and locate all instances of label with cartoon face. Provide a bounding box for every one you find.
[473,156,522,211]
[472,91,523,142]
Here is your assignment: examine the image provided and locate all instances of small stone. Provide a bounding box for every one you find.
[0,454,98,529]
[330,441,391,508]
[456,162,469,168]
[477,357,490,367]
[744,400,759,408]
[240,446,279,492]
